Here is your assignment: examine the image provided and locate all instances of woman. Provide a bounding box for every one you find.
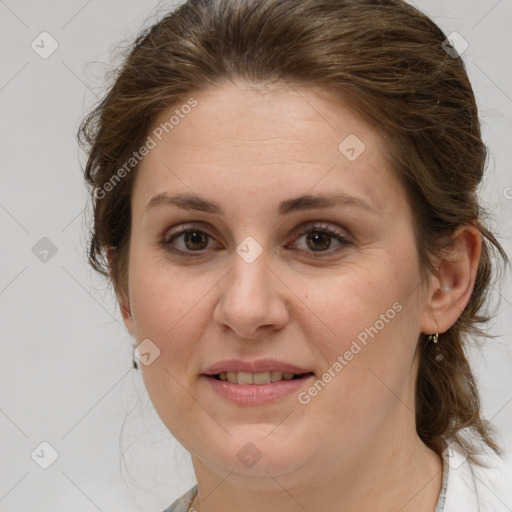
[79,0,511,510]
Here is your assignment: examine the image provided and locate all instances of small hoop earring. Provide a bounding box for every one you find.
[428,332,439,344]
[132,344,139,369]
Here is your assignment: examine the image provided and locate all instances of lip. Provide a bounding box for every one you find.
[201,359,315,406]
[202,373,315,405]
[203,358,312,375]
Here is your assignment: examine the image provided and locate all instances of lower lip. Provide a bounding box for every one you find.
[202,374,315,405]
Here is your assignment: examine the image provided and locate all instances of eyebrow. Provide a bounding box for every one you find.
[144,191,378,216]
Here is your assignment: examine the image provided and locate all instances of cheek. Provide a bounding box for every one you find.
[297,256,420,409]
[128,256,213,439]
[298,262,402,351]
[128,247,206,336]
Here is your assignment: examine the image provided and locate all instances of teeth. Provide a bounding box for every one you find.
[237,371,253,385]
[253,372,271,385]
[217,371,301,384]
[270,371,282,382]
[226,371,238,383]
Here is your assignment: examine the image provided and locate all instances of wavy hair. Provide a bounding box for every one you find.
[79,0,509,466]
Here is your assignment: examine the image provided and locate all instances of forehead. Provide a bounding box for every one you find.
[133,80,403,217]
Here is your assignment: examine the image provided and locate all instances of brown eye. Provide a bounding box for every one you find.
[162,226,218,257]
[180,230,210,251]
[287,222,351,258]
[305,231,334,251]
[161,222,350,259]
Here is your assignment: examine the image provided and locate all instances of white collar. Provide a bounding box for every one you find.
[443,443,479,512]
[443,440,512,512]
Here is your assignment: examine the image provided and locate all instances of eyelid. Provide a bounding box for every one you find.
[162,221,218,242]
[289,220,349,239]
[163,219,349,239]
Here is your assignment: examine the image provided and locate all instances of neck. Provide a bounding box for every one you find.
[189,429,443,512]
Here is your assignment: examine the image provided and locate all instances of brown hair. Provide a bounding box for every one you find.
[79,0,509,466]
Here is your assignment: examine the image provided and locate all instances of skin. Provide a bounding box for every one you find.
[118,80,482,512]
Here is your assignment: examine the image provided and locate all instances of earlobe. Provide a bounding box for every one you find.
[120,300,131,320]
[120,299,135,335]
[107,245,135,335]
[421,224,482,335]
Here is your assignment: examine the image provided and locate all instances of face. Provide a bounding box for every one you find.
[122,80,432,485]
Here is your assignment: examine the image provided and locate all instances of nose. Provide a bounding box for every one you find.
[213,249,290,340]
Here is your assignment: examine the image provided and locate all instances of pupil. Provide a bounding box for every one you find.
[307,232,331,251]
[185,231,208,250]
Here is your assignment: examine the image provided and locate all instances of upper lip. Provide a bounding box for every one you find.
[203,359,313,376]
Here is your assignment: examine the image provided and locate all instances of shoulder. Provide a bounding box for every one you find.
[443,438,512,512]
[162,485,198,512]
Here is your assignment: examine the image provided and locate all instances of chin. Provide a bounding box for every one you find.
[191,427,313,480]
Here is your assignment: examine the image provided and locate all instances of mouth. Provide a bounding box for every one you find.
[201,359,316,406]
[211,371,315,384]
[201,360,316,405]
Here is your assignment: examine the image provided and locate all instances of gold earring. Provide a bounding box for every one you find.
[132,344,139,369]
[428,332,439,344]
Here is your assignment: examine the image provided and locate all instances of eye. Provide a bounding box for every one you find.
[286,222,351,258]
[161,222,351,258]
[162,225,218,257]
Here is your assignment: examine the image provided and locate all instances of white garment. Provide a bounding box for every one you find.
[442,440,512,512]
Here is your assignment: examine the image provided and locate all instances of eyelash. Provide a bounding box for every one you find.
[161,222,351,259]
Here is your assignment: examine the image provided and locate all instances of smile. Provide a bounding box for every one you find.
[203,372,315,405]
[214,370,310,384]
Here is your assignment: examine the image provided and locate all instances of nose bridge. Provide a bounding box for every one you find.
[213,238,289,338]
[226,242,273,309]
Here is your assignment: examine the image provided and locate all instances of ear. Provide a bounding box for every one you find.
[420,223,482,335]
[107,246,135,335]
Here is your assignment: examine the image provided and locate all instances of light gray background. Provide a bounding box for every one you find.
[1,1,511,510]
